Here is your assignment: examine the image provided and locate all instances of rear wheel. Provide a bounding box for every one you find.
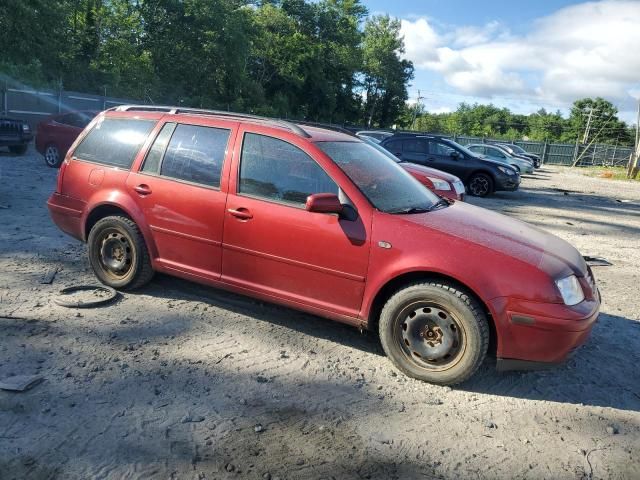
[44,143,62,167]
[379,281,489,385]
[87,215,154,290]
[467,173,493,197]
[9,144,28,155]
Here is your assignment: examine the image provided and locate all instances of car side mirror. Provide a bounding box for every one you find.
[306,193,343,215]
[450,151,460,159]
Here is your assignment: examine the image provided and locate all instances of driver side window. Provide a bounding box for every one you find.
[239,133,338,206]
[489,148,506,158]
[430,142,456,156]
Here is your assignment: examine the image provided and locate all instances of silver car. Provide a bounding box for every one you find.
[466,144,534,174]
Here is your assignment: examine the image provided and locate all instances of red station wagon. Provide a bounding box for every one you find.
[47,106,600,385]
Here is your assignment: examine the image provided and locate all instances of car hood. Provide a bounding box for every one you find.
[405,201,587,278]
[400,162,461,183]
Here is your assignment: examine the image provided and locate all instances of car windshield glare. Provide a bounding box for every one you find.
[316,141,439,213]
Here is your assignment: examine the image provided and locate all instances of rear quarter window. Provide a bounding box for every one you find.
[73,118,156,169]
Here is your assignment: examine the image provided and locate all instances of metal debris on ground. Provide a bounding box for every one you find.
[0,375,43,392]
[583,256,614,267]
[53,285,118,308]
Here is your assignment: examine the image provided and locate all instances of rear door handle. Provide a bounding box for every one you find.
[227,208,253,220]
[134,184,152,195]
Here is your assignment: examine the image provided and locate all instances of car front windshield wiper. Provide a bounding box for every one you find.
[388,206,431,214]
[429,197,450,211]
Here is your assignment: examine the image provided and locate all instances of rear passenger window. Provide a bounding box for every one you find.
[239,133,338,205]
[73,118,156,168]
[159,124,230,188]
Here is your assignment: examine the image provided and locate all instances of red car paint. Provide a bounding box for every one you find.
[36,111,98,160]
[47,109,599,367]
[400,162,464,201]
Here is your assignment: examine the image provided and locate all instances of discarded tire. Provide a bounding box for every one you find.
[53,285,118,308]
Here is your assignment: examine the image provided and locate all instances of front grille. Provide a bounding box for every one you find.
[0,119,21,135]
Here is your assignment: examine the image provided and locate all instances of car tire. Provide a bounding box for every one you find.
[44,143,62,168]
[467,173,493,197]
[87,215,154,290]
[379,281,489,385]
[9,144,28,155]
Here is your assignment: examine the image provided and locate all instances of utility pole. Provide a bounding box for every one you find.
[582,107,598,143]
[410,90,425,130]
[627,98,640,178]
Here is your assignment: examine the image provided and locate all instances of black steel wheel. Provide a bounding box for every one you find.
[467,173,493,197]
[44,144,62,167]
[88,215,154,290]
[379,281,489,385]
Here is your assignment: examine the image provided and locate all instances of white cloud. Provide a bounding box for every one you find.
[400,0,640,120]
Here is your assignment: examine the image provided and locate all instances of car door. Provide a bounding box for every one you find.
[126,120,234,279]
[400,138,429,165]
[382,139,404,159]
[484,146,508,163]
[221,128,371,318]
[426,140,465,177]
[50,114,82,155]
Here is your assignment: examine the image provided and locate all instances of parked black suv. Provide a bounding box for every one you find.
[0,117,33,154]
[380,134,520,196]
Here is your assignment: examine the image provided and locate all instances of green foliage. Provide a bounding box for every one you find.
[413,99,634,146]
[0,0,409,125]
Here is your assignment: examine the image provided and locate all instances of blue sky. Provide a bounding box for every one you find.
[361,0,640,123]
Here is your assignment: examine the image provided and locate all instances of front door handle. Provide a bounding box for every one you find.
[134,184,152,195]
[227,208,253,220]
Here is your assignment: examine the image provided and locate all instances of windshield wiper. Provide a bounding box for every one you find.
[388,207,431,214]
[428,197,451,211]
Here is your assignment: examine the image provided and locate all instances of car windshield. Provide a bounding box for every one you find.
[316,141,439,213]
[509,144,526,154]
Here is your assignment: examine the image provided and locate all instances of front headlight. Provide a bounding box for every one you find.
[555,275,585,306]
[426,177,451,190]
[498,166,515,175]
[22,124,31,132]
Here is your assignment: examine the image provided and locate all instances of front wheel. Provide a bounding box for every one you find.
[467,173,493,197]
[87,215,154,290]
[379,281,489,385]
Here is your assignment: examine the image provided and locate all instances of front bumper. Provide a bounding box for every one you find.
[495,173,520,191]
[490,294,600,368]
[0,132,33,146]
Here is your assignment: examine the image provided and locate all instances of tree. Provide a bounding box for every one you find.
[361,15,414,127]
[563,97,632,145]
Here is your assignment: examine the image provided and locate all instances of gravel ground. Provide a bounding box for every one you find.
[1,147,639,480]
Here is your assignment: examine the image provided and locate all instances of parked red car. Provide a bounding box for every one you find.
[47,106,600,385]
[364,138,465,200]
[36,111,98,167]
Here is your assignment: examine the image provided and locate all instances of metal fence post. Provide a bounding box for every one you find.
[542,141,548,164]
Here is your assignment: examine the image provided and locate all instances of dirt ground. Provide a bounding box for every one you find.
[1,147,639,480]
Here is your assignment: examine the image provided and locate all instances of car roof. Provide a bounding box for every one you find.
[105,105,355,142]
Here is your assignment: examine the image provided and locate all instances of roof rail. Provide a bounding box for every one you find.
[109,105,311,138]
[290,120,356,137]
